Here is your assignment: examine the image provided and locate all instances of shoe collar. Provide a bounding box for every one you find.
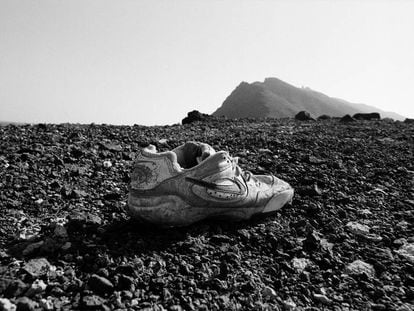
[141,145,230,173]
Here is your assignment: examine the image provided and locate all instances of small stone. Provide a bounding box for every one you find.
[346,221,370,235]
[103,160,112,168]
[22,241,44,256]
[25,279,47,297]
[0,298,16,311]
[61,242,72,250]
[282,299,296,310]
[394,238,407,246]
[82,295,105,308]
[3,280,27,298]
[22,258,50,278]
[15,297,37,311]
[39,298,53,311]
[262,286,277,298]
[291,258,311,272]
[53,225,68,238]
[313,293,332,304]
[345,260,375,278]
[358,209,372,216]
[88,274,114,294]
[117,274,135,291]
[258,148,272,154]
[158,138,168,144]
[397,303,414,311]
[395,243,414,263]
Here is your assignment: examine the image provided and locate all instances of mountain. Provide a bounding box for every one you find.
[212,77,405,120]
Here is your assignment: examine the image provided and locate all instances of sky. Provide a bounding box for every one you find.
[1,0,414,125]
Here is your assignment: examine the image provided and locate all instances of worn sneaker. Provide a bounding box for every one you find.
[128,141,294,226]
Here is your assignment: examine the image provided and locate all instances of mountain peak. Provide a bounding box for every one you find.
[213,77,405,120]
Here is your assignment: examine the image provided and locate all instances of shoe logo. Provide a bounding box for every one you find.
[131,161,158,189]
[186,176,247,198]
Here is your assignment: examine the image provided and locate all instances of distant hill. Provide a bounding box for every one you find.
[212,77,405,120]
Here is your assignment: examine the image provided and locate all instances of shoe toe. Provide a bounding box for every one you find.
[272,177,293,193]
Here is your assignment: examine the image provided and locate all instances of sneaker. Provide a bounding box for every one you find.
[128,141,294,226]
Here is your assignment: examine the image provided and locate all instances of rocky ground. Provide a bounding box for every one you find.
[0,118,413,311]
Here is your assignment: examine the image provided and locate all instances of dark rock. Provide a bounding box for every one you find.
[340,114,355,122]
[88,274,114,295]
[15,297,36,311]
[117,274,135,291]
[3,279,27,298]
[182,110,213,125]
[404,118,414,124]
[317,114,331,120]
[68,212,103,231]
[0,278,12,295]
[103,192,121,201]
[99,142,122,152]
[353,112,381,120]
[295,111,314,121]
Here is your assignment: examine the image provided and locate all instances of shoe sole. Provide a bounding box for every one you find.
[128,189,294,227]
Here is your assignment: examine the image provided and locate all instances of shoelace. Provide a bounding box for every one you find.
[230,156,257,183]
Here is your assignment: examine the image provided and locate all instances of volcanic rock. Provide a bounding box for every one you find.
[22,258,50,279]
[353,112,380,120]
[1,119,413,310]
[313,293,332,304]
[340,114,355,122]
[291,258,311,272]
[15,297,36,311]
[317,114,331,120]
[0,298,16,311]
[404,118,414,124]
[295,111,314,121]
[88,274,114,295]
[345,260,375,278]
[395,243,414,263]
[182,110,213,125]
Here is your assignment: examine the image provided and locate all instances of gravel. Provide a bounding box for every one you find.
[1,118,413,310]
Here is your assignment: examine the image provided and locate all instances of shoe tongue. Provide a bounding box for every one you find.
[196,148,215,164]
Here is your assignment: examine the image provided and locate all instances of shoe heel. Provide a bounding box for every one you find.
[128,194,199,227]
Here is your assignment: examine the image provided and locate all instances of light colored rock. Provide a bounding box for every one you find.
[358,209,372,216]
[39,298,54,311]
[282,299,296,310]
[395,243,414,263]
[22,257,51,278]
[346,221,370,235]
[103,160,112,168]
[394,238,407,246]
[345,260,375,278]
[262,286,277,298]
[313,293,332,304]
[0,298,17,311]
[291,258,311,272]
[258,148,273,154]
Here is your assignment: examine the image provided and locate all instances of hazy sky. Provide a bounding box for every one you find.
[1,0,413,125]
